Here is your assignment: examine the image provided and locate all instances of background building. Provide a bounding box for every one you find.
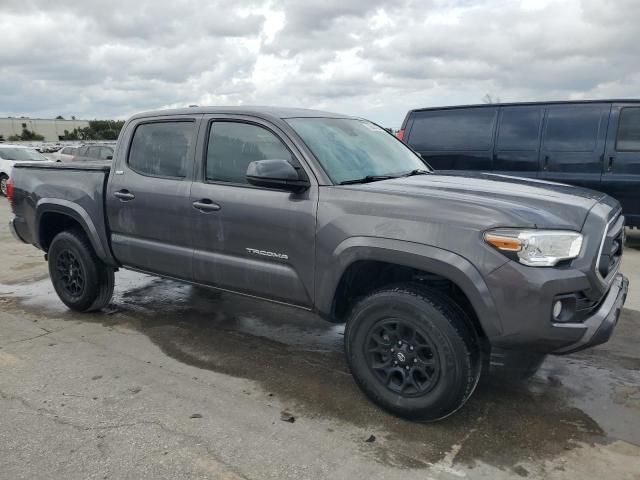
[0,117,91,142]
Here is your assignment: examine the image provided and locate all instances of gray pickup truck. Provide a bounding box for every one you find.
[8,106,629,421]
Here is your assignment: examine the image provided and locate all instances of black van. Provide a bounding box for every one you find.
[398,100,640,226]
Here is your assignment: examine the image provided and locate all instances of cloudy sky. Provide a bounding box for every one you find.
[1,0,639,127]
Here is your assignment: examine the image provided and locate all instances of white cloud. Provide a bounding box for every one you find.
[0,0,639,127]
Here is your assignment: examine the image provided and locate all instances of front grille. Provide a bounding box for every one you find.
[596,213,624,281]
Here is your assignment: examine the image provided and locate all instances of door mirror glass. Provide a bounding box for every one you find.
[246,159,310,192]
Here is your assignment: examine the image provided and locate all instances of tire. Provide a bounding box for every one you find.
[0,174,8,197]
[345,284,481,422]
[48,229,114,312]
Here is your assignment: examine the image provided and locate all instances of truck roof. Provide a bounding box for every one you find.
[130,106,353,122]
[408,99,640,113]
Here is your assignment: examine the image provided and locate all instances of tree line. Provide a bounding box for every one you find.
[60,120,125,141]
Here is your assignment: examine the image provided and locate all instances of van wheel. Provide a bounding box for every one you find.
[48,229,114,312]
[345,284,481,422]
[0,175,8,197]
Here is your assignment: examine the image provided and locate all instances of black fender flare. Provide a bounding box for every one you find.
[35,199,118,267]
[315,236,503,338]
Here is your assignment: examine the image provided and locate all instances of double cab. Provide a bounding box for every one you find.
[8,107,628,421]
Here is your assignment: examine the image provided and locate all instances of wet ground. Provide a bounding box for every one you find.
[1,200,640,479]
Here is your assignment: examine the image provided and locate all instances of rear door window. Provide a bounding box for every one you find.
[497,107,541,150]
[543,106,602,152]
[616,107,640,151]
[128,121,194,178]
[408,108,497,151]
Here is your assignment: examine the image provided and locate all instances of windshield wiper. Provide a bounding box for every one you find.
[401,169,430,177]
[339,175,398,185]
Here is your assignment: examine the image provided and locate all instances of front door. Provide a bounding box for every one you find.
[601,104,640,225]
[538,103,610,190]
[106,117,200,279]
[189,116,317,307]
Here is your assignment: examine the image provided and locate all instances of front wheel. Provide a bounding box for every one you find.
[48,229,114,312]
[345,284,481,422]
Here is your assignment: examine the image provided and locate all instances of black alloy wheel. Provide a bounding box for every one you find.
[365,319,440,396]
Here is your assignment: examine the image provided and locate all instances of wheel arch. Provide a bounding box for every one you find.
[316,237,503,339]
[36,199,117,267]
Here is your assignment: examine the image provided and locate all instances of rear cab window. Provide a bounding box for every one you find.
[128,121,195,178]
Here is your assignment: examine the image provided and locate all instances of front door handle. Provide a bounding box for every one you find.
[114,190,135,201]
[193,199,221,212]
[543,155,550,171]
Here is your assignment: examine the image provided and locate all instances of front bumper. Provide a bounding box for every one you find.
[9,218,27,244]
[553,273,628,354]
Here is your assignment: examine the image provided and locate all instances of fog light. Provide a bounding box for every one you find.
[552,300,563,319]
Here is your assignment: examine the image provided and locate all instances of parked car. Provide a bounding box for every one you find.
[8,106,628,421]
[51,145,81,162]
[72,144,114,162]
[398,100,640,227]
[0,144,52,196]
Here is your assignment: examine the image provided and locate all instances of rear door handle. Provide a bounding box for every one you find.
[193,199,221,212]
[114,190,135,201]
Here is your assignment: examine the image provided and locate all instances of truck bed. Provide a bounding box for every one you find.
[10,161,114,265]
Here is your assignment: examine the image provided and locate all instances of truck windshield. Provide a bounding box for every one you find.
[0,148,48,161]
[286,118,429,184]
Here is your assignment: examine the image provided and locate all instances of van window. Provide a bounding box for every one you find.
[86,146,102,159]
[98,146,113,160]
[206,122,293,185]
[128,121,194,178]
[616,107,640,151]
[497,107,541,150]
[543,106,602,152]
[408,108,497,151]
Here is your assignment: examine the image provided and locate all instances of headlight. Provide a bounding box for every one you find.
[484,229,583,267]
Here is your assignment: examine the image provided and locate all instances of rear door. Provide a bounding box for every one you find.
[539,103,610,190]
[601,103,640,225]
[405,107,497,171]
[493,105,543,178]
[189,115,317,307]
[106,116,201,278]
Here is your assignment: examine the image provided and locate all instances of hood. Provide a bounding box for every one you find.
[356,171,606,230]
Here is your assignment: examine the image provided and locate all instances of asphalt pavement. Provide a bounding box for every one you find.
[1,199,639,479]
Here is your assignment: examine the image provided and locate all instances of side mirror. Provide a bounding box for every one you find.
[246,159,310,193]
[106,155,113,160]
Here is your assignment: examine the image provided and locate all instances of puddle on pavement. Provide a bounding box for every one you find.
[2,269,640,474]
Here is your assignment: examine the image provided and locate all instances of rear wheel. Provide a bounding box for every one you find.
[48,229,114,312]
[345,284,481,421]
[0,174,8,197]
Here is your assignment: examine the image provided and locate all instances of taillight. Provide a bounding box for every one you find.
[6,178,14,211]
[395,129,405,141]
